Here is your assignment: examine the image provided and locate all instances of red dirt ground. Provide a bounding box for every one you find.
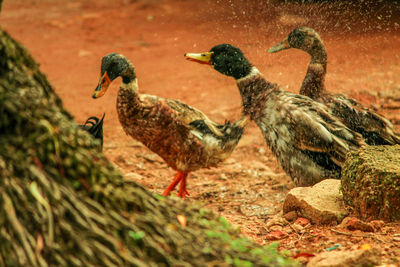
[1,0,400,265]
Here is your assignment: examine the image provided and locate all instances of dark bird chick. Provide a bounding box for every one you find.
[79,113,105,150]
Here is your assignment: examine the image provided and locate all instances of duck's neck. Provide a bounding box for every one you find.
[309,41,327,67]
[117,78,141,117]
[236,67,277,120]
[300,42,327,99]
[120,77,139,95]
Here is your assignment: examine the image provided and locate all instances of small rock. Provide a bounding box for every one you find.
[232,163,243,170]
[269,225,283,232]
[338,217,353,228]
[283,179,349,225]
[285,227,293,234]
[370,220,385,231]
[124,172,143,181]
[239,205,273,217]
[393,237,400,242]
[218,173,227,181]
[341,217,375,232]
[115,155,127,165]
[266,216,289,229]
[283,211,298,222]
[307,248,381,267]
[138,153,162,163]
[291,223,305,234]
[294,217,310,227]
[258,147,266,154]
[252,161,270,171]
[265,230,288,241]
[271,183,289,191]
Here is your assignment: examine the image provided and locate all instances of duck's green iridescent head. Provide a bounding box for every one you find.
[93,53,136,99]
[185,44,252,80]
[268,27,323,54]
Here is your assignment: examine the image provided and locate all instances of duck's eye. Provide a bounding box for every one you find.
[201,53,206,57]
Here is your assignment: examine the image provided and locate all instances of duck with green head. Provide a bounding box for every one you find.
[93,53,247,198]
[185,44,365,186]
[268,26,400,145]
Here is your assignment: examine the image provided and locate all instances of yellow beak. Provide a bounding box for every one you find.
[184,52,213,65]
[268,38,290,53]
[92,72,111,99]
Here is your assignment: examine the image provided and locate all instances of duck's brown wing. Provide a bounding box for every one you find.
[164,98,225,137]
[284,94,363,164]
[325,94,400,145]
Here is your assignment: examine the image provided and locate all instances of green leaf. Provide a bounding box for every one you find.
[128,231,145,241]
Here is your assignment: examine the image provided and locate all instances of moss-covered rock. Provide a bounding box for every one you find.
[0,24,299,267]
[341,145,400,221]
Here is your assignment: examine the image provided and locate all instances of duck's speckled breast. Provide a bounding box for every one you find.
[237,75,342,185]
[116,88,223,172]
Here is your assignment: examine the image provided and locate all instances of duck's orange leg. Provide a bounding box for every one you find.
[163,171,189,198]
[177,172,189,198]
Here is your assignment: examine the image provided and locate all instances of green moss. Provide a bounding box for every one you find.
[341,145,400,221]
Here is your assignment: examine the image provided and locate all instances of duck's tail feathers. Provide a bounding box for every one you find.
[219,117,247,150]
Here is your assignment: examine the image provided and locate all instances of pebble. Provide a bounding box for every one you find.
[265,230,288,241]
[393,237,400,242]
[124,172,143,181]
[218,173,227,180]
[291,223,305,234]
[252,161,269,171]
[266,216,289,229]
[340,217,374,232]
[283,211,298,222]
[294,217,310,227]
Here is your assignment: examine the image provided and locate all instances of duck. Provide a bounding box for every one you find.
[92,53,246,198]
[185,44,365,186]
[268,26,400,145]
[79,113,105,150]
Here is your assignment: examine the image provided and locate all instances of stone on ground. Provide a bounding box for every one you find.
[283,179,348,225]
[307,248,381,267]
[341,145,400,221]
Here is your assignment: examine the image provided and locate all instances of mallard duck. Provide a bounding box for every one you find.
[79,113,105,150]
[92,53,246,198]
[268,26,400,145]
[185,44,365,186]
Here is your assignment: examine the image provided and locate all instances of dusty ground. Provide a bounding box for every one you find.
[1,0,400,265]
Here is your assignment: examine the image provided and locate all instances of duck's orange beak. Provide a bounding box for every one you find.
[268,38,290,53]
[92,72,111,99]
[184,52,213,65]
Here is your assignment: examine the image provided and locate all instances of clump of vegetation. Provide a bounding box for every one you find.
[0,26,298,266]
[341,145,400,221]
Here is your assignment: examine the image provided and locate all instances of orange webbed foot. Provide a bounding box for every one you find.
[163,171,189,198]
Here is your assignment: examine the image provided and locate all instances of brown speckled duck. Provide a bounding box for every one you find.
[268,26,400,145]
[92,53,246,198]
[185,44,365,186]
